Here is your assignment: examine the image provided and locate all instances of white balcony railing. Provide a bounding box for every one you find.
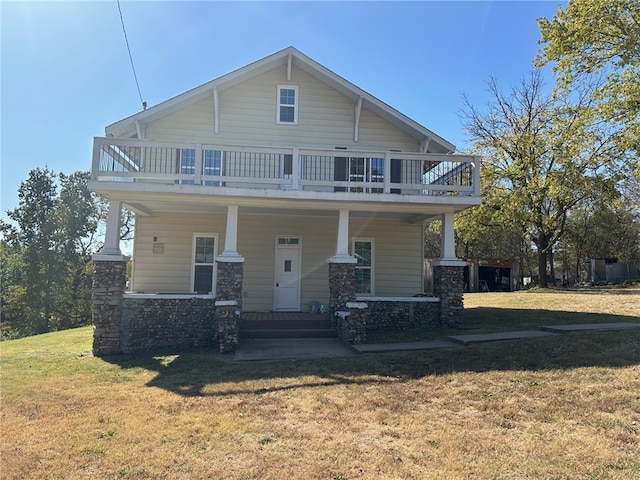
[91,137,480,197]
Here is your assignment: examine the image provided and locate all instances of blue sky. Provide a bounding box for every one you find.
[1,1,562,216]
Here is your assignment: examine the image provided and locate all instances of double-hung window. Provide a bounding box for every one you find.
[277,85,298,125]
[353,238,374,295]
[192,234,216,294]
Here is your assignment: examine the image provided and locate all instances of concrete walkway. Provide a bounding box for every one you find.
[234,322,640,361]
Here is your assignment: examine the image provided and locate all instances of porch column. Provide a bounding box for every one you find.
[433,211,466,327]
[215,205,244,353]
[217,205,244,262]
[328,209,354,263]
[101,200,123,255]
[327,210,357,325]
[440,211,458,261]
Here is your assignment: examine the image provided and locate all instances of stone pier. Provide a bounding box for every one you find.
[328,261,356,328]
[433,263,465,328]
[92,256,128,356]
[215,261,244,352]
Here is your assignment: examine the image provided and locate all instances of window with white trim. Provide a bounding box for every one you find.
[203,149,222,186]
[353,238,374,295]
[178,148,196,184]
[277,85,298,124]
[192,234,217,294]
[349,157,384,193]
[179,149,222,186]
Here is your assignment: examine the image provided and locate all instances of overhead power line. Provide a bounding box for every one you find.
[116,0,146,110]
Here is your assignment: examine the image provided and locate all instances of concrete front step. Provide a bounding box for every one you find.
[241,329,338,339]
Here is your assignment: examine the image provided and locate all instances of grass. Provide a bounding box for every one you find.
[367,285,640,343]
[1,288,639,479]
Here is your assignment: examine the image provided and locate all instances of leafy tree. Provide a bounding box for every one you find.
[0,169,122,338]
[559,196,640,283]
[537,0,640,158]
[1,168,61,333]
[460,71,626,287]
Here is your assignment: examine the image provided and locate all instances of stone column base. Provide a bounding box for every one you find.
[92,258,128,356]
[216,300,239,353]
[328,261,356,328]
[336,302,367,344]
[433,264,465,328]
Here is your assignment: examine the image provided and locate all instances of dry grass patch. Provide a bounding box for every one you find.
[2,290,639,479]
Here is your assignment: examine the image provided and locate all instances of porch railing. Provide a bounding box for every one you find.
[92,137,480,197]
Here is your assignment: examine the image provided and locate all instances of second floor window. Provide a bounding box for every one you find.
[349,157,384,193]
[179,149,196,185]
[277,85,298,125]
[179,149,222,186]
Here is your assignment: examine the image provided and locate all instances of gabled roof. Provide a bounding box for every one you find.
[106,46,456,153]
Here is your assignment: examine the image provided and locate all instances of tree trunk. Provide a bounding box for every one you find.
[537,232,550,288]
[537,249,548,288]
[549,248,556,287]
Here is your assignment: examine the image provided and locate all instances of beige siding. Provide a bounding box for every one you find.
[145,65,420,152]
[350,217,423,296]
[131,213,227,294]
[238,214,336,311]
[132,212,424,310]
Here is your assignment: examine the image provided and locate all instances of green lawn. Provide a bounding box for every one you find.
[1,287,639,480]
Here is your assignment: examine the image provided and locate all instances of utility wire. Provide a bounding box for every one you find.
[116,0,146,110]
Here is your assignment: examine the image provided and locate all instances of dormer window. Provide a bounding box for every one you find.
[277,85,298,125]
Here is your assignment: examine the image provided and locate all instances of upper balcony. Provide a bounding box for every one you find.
[91,137,481,205]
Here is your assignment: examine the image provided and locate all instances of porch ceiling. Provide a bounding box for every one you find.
[100,188,480,223]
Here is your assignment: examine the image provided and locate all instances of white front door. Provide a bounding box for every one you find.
[274,236,301,311]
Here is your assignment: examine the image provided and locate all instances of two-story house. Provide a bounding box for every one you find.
[90,47,480,355]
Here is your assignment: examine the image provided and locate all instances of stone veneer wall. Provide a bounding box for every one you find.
[120,297,217,352]
[328,262,355,327]
[433,265,465,327]
[92,260,128,356]
[364,301,440,330]
[338,302,367,344]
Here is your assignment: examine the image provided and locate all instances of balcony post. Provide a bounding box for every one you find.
[383,152,391,193]
[473,156,481,196]
[91,138,102,180]
[292,147,299,190]
[194,144,203,185]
